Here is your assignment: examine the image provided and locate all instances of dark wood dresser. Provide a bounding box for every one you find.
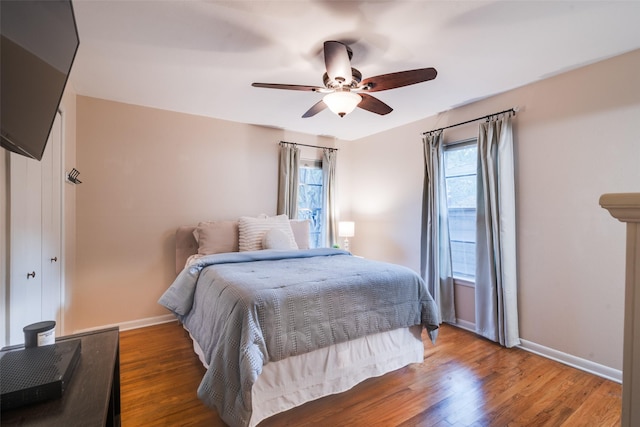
[1,327,121,426]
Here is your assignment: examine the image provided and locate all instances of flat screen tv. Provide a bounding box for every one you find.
[1,0,80,161]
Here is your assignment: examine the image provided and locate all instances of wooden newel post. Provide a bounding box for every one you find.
[600,193,640,427]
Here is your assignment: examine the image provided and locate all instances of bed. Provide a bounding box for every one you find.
[159,215,440,427]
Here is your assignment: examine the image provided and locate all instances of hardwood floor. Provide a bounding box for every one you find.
[119,322,621,426]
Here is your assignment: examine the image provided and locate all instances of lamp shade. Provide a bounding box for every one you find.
[338,221,355,238]
[323,92,362,117]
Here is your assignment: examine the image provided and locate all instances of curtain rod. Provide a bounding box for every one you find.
[422,107,518,135]
[280,141,338,151]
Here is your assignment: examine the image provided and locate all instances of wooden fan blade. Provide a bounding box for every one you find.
[361,67,437,92]
[252,83,323,92]
[324,41,352,82]
[302,100,327,118]
[358,93,393,115]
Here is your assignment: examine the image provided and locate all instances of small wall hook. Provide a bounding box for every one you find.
[66,168,82,184]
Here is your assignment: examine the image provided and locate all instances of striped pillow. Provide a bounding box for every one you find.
[238,214,298,251]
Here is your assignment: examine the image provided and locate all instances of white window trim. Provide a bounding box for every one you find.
[445,137,478,286]
[444,137,477,150]
[453,277,475,288]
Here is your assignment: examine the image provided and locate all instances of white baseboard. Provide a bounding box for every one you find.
[518,338,622,384]
[451,318,475,332]
[450,319,621,384]
[73,314,177,334]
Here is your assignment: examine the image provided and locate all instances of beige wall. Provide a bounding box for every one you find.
[345,48,640,371]
[72,96,339,332]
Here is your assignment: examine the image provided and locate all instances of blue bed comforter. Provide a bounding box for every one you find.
[158,248,439,427]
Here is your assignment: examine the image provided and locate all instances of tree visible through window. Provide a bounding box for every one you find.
[298,161,323,248]
[444,140,477,281]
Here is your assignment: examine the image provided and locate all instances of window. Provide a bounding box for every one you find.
[443,140,477,282]
[297,160,323,248]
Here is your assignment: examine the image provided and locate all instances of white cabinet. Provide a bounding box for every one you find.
[8,113,63,345]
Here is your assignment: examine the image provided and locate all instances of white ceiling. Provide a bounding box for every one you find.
[69,1,640,141]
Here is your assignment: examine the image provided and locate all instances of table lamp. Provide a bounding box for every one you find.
[338,221,355,251]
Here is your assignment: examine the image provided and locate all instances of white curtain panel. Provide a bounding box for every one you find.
[475,114,520,348]
[421,131,454,324]
[277,143,300,219]
[322,148,338,248]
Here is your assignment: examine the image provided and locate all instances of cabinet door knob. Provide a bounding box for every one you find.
[51,257,58,263]
[27,271,36,279]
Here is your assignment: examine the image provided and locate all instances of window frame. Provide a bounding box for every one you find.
[443,137,478,286]
[297,158,323,248]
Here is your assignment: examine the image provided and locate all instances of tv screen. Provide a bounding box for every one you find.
[1,0,79,161]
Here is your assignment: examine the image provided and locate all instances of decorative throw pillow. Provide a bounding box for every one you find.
[195,220,239,255]
[238,214,298,251]
[289,219,311,250]
[262,228,296,250]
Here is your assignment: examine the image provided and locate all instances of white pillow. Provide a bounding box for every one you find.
[238,214,298,251]
[262,228,297,250]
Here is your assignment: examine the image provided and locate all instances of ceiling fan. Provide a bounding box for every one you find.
[252,41,437,118]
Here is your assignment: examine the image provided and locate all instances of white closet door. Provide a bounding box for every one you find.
[41,116,63,333]
[9,152,43,344]
[8,113,63,345]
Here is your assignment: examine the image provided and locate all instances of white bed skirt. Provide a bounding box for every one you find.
[189,326,424,426]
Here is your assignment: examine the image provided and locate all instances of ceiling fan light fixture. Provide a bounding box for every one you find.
[323,91,362,117]
[252,41,436,119]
